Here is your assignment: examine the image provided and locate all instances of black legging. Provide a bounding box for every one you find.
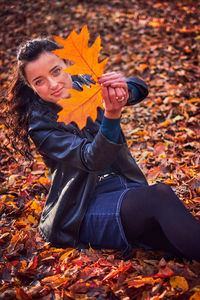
[120,183,200,261]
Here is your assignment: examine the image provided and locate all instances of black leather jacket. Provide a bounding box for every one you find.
[28,75,149,248]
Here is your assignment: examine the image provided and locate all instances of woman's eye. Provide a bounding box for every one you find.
[53,68,61,75]
[35,79,43,86]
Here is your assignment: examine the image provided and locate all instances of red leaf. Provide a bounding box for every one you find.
[103,261,132,281]
[15,287,32,300]
[26,255,38,271]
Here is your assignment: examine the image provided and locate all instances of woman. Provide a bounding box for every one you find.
[7,38,200,261]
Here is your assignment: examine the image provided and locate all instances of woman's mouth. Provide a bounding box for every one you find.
[52,88,63,97]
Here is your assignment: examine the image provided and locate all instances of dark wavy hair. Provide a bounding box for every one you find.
[4,38,61,159]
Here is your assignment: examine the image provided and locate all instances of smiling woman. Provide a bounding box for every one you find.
[24,52,72,103]
[5,37,200,262]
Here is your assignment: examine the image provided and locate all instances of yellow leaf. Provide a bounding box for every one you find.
[154,3,162,7]
[127,275,161,288]
[28,215,37,224]
[137,64,149,73]
[135,130,148,136]
[18,261,28,272]
[170,276,189,291]
[159,120,172,127]
[149,21,161,28]
[53,26,108,129]
[57,84,103,129]
[187,98,200,103]
[59,249,78,261]
[29,200,42,214]
[189,169,196,177]
[126,140,133,148]
[164,179,177,184]
[53,25,108,81]
[190,291,200,300]
[15,221,28,228]
[35,177,51,185]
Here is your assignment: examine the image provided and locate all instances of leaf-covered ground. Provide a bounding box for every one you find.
[0,0,200,299]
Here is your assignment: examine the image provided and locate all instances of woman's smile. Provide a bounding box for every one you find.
[51,87,64,97]
[25,52,72,103]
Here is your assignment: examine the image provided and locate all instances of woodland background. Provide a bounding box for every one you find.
[0,0,200,299]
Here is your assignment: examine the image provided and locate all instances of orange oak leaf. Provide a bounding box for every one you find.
[57,84,102,129]
[53,25,108,81]
[53,25,108,129]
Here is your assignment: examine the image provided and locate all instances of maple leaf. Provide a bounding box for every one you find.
[53,26,108,129]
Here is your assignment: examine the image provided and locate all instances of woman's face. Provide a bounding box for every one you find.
[24,51,72,104]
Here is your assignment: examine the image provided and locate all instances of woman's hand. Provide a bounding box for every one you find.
[99,72,129,119]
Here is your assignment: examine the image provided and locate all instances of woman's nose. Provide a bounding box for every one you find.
[49,78,59,89]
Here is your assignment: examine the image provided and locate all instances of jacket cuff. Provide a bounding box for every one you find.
[126,77,148,105]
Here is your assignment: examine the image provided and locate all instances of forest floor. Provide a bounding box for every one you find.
[0,0,200,299]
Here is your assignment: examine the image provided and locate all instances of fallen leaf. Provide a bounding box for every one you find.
[127,275,162,288]
[190,291,200,300]
[103,261,132,281]
[170,276,189,291]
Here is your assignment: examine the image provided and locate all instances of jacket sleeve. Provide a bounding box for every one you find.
[28,113,126,172]
[126,77,148,105]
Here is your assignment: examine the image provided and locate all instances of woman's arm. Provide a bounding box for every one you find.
[98,74,148,144]
[28,111,126,173]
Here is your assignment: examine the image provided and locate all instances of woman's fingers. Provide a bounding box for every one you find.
[98,72,126,86]
[100,72,129,118]
[102,86,122,119]
[101,85,109,107]
[115,87,125,99]
[99,72,119,81]
[101,86,115,109]
[102,86,127,108]
[115,87,129,104]
[115,87,126,103]
[107,86,117,103]
[108,82,128,88]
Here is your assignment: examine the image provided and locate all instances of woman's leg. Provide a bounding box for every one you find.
[120,183,200,261]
